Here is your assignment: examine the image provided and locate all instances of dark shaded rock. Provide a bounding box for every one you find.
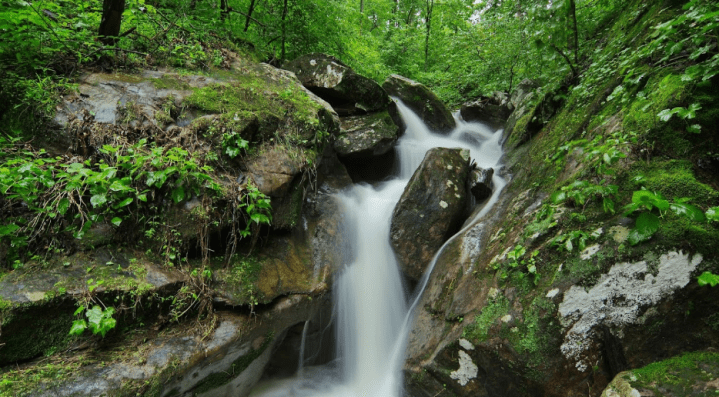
[503,89,542,150]
[334,111,400,158]
[382,74,456,134]
[285,53,390,116]
[510,79,538,108]
[469,167,494,202]
[390,147,471,281]
[460,92,513,130]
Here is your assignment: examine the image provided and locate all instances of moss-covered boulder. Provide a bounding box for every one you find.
[382,74,457,134]
[390,147,471,281]
[334,111,400,158]
[285,53,390,116]
[601,351,719,397]
[460,91,513,131]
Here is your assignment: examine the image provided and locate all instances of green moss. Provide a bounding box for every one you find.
[192,335,272,394]
[631,351,719,390]
[150,75,192,90]
[462,294,509,342]
[0,360,83,396]
[630,160,718,205]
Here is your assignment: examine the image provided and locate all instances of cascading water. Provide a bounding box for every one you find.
[250,99,505,397]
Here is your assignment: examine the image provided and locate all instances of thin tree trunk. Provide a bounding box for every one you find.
[244,0,257,31]
[406,6,414,25]
[360,0,364,13]
[98,0,126,46]
[281,0,288,62]
[220,0,229,21]
[424,0,433,72]
[569,0,578,65]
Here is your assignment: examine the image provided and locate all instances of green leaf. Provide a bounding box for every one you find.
[111,217,122,227]
[550,190,566,204]
[628,212,660,246]
[698,271,719,287]
[0,224,20,236]
[657,108,675,122]
[90,194,107,208]
[669,203,706,222]
[58,198,70,215]
[171,186,185,203]
[113,198,133,209]
[69,319,87,336]
[707,207,719,222]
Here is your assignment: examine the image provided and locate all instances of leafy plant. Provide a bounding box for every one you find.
[623,190,706,245]
[69,305,117,338]
[698,272,719,287]
[550,230,591,252]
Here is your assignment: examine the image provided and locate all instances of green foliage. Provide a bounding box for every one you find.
[69,305,117,338]
[623,190,706,245]
[698,272,719,287]
[462,294,510,342]
[551,230,591,252]
[493,245,541,286]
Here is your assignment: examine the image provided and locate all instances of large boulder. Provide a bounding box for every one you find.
[334,111,400,158]
[503,84,542,149]
[285,53,390,116]
[460,91,513,130]
[382,74,456,134]
[390,147,471,281]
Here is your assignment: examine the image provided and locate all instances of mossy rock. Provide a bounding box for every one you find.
[382,74,456,134]
[334,110,400,158]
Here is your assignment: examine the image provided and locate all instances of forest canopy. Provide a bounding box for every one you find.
[1,0,717,137]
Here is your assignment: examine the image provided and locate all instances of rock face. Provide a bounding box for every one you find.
[503,79,543,149]
[390,148,471,281]
[382,74,456,134]
[334,111,400,158]
[460,91,513,130]
[469,167,494,202]
[285,53,390,116]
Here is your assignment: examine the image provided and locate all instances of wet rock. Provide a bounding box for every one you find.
[469,167,494,202]
[246,147,305,198]
[334,111,400,158]
[24,296,329,397]
[460,92,513,130]
[510,79,538,108]
[285,53,390,116]
[390,147,471,281]
[382,74,456,134]
[0,249,183,365]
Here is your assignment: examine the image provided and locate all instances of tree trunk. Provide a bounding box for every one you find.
[220,0,229,21]
[98,0,126,46]
[244,0,257,31]
[281,0,288,62]
[424,0,433,72]
[360,0,364,13]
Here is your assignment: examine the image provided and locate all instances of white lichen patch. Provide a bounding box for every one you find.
[447,180,454,187]
[447,165,453,170]
[580,244,601,260]
[439,200,449,208]
[558,251,702,372]
[450,350,478,386]
[609,226,630,243]
[488,287,499,299]
[546,288,560,299]
[310,59,317,66]
[459,338,475,351]
[591,227,604,238]
[501,314,513,323]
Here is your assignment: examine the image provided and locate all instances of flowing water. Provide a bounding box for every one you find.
[249,100,505,397]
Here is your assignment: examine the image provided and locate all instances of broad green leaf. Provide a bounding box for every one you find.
[706,207,719,222]
[90,194,107,208]
[550,191,566,204]
[698,272,719,287]
[111,217,122,227]
[669,203,706,222]
[58,198,70,215]
[69,319,87,336]
[0,224,20,236]
[628,212,660,246]
[171,186,185,203]
[113,198,133,209]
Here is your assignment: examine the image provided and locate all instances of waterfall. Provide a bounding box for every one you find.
[250,99,505,397]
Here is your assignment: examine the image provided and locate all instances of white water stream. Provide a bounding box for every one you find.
[250,100,505,397]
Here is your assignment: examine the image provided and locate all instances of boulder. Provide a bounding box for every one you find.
[469,167,494,202]
[382,74,456,134]
[503,88,542,150]
[390,147,471,281]
[510,79,538,108]
[460,91,513,130]
[334,111,400,158]
[600,351,719,397]
[285,53,390,116]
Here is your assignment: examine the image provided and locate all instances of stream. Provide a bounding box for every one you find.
[249,99,506,397]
